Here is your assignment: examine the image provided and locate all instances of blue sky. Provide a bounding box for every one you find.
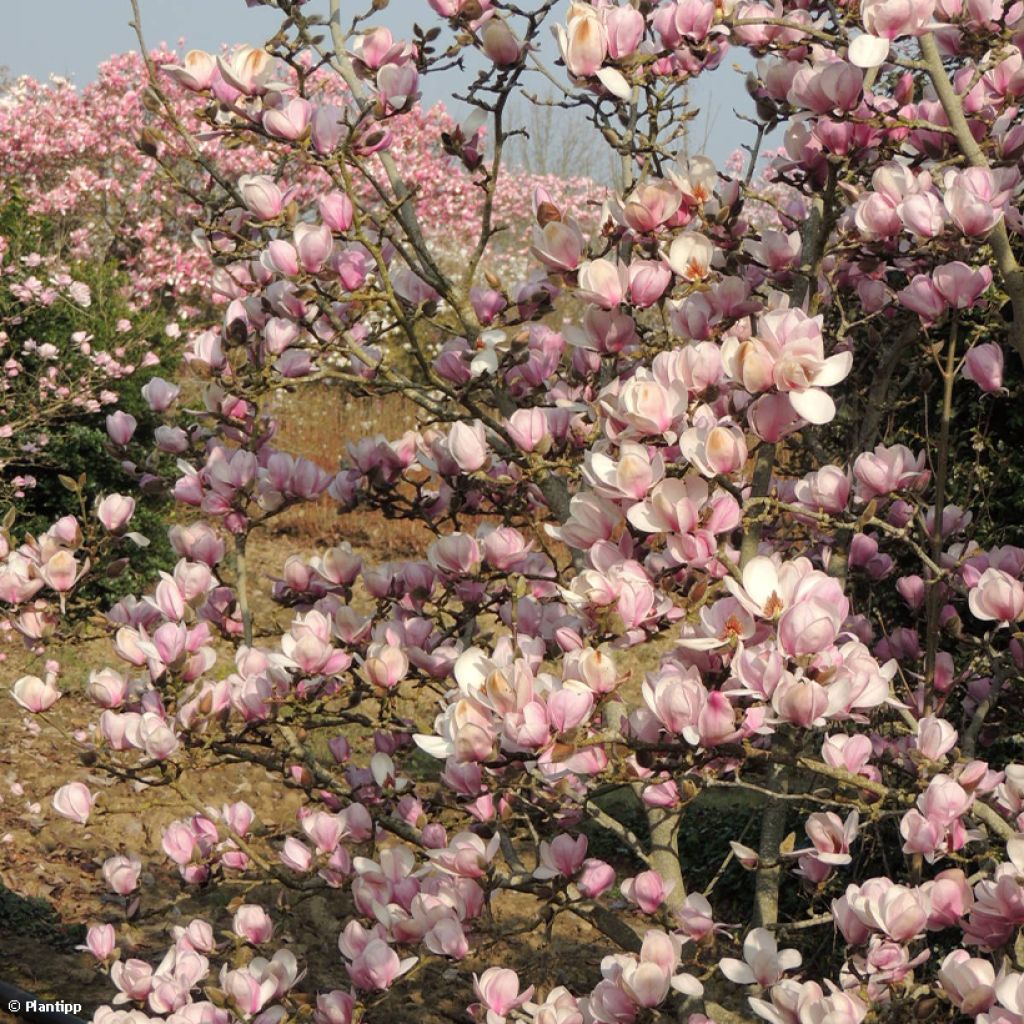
[2,0,758,171]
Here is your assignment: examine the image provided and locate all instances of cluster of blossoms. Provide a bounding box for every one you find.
[4,0,1024,1023]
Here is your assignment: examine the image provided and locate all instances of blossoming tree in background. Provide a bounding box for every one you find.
[0,50,598,313]
[5,0,1024,1022]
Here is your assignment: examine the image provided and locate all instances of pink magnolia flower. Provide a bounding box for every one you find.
[577,258,629,308]
[854,192,902,240]
[425,830,501,878]
[722,307,852,424]
[52,782,95,824]
[849,881,928,941]
[281,836,314,872]
[675,892,720,940]
[555,3,608,77]
[667,232,714,281]
[772,675,830,728]
[163,50,217,91]
[96,494,136,532]
[547,493,621,549]
[628,259,672,307]
[345,938,416,991]
[220,965,276,1014]
[655,0,718,45]
[83,923,116,961]
[233,905,273,944]
[11,674,61,712]
[531,219,586,272]
[40,549,84,593]
[238,175,286,221]
[262,97,313,140]
[361,643,410,691]
[915,715,957,760]
[141,377,180,412]
[795,811,860,880]
[862,0,936,37]
[853,443,929,500]
[679,418,748,477]
[315,990,356,1024]
[294,223,333,273]
[963,342,1005,393]
[472,967,534,1024]
[106,410,137,445]
[899,190,946,237]
[850,0,936,67]
[111,958,154,1003]
[217,45,274,94]
[319,191,354,233]
[931,261,992,308]
[534,834,588,879]
[481,19,522,67]
[162,821,198,866]
[219,801,253,843]
[102,853,142,895]
[605,5,645,57]
[428,532,482,575]
[585,442,663,501]
[937,950,996,1014]
[620,182,683,233]
[968,567,1024,623]
[448,420,489,472]
[821,733,875,776]
[943,168,1006,236]
[794,466,851,513]
[622,870,674,913]
[263,239,300,277]
[576,857,616,898]
[720,928,802,987]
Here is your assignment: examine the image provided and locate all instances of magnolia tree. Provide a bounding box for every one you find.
[7,0,1024,1022]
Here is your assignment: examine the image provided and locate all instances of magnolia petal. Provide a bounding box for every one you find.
[626,504,663,532]
[813,851,853,865]
[670,972,704,997]
[777,949,803,971]
[849,34,890,69]
[789,388,837,425]
[742,556,781,612]
[596,66,632,100]
[1008,835,1024,871]
[815,350,854,387]
[676,635,729,650]
[454,646,491,692]
[719,958,757,985]
[469,348,499,377]
[413,734,452,758]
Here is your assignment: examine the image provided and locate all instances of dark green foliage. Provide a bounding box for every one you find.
[0,193,177,599]
[0,884,85,949]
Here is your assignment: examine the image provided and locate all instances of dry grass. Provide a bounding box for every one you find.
[267,384,426,549]
[272,384,415,464]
